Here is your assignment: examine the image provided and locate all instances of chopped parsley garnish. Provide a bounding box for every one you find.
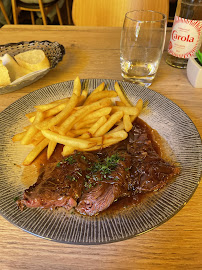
[84,181,96,189]
[77,171,82,176]
[66,175,77,182]
[64,156,76,164]
[56,155,76,167]
[88,183,92,188]
[84,182,91,189]
[91,153,124,177]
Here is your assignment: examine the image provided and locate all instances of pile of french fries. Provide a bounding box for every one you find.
[12,77,143,165]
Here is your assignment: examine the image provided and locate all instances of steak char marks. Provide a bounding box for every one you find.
[17,118,180,215]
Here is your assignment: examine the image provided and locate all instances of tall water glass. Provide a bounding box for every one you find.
[120,10,167,86]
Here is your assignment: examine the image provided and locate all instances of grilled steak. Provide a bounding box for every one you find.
[76,183,123,216]
[127,118,180,193]
[76,151,131,216]
[17,153,88,210]
[17,118,180,215]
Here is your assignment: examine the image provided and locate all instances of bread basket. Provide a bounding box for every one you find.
[0,40,65,94]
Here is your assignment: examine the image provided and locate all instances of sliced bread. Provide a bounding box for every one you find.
[2,54,30,82]
[14,49,50,72]
[0,60,11,86]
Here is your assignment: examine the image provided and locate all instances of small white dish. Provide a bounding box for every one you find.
[187,57,202,88]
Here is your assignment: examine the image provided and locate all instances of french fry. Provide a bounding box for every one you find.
[128,99,143,124]
[89,136,103,144]
[108,116,136,134]
[36,94,78,130]
[23,138,49,166]
[116,101,125,106]
[73,76,81,97]
[49,94,78,127]
[34,97,69,112]
[79,133,91,139]
[34,117,53,131]
[103,138,124,146]
[32,130,44,141]
[114,82,131,107]
[66,131,76,137]
[71,128,90,135]
[107,121,124,133]
[58,98,112,135]
[81,131,128,151]
[41,130,96,149]
[123,114,133,132]
[50,127,76,137]
[52,97,70,103]
[77,95,86,106]
[12,131,27,142]
[83,107,112,121]
[26,111,36,119]
[84,90,117,105]
[88,116,108,135]
[112,106,139,116]
[77,88,88,106]
[30,130,44,145]
[94,111,124,137]
[126,99,143,123]
[43,102,67,118]
[104,130,128,142]
[62,145,75,156]
[82,82,105,105]
[21,111,44,145]
[92,82,105,94]
[73,117,100,130]
[29,116,35,123]
[108,99,142,134]
[136,98,143,112]
[47,141,57,159]
[23,125,31,131]
[32,136,45,146]
[29,111,44,124]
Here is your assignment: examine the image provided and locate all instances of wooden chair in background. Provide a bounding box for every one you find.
[72,0,169,27]
[0,0,10,24]
[11,0,71,25]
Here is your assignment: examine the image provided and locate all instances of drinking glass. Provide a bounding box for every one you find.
[120,10,167,87]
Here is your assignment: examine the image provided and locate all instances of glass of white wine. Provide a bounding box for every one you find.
[120,10,167,87]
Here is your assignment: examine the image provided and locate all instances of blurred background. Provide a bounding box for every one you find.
[0,0,177,27]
